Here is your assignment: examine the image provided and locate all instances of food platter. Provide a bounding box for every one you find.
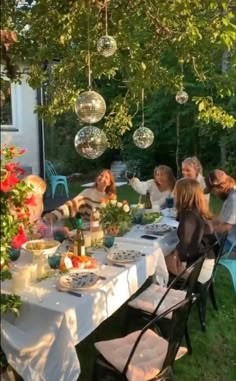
[107,249,143,263]
[58,271,98,290]
[145,223,174,235]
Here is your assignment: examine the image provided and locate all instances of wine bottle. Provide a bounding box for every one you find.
[90,208,100,233]
[144,190,152,209]
[73,214,85,256]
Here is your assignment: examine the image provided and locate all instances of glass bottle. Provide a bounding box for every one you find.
[90,208,100,233]
[73,214,85,256]
[144,190,152,209]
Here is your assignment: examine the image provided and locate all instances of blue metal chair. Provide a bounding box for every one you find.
[218,239,236,293]
[45,160,69,199]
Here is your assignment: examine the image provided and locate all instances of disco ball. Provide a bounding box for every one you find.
[175,90,189,104]
[133,127,154,149]
[97,35,117,57]
[74,126,107,159]
[75,90,106,124]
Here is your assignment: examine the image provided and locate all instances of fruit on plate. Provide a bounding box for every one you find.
[60,253,97,270]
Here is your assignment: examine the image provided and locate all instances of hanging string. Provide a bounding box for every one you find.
[105,0,108,36]
[180,59,184,91]
[141,88,145,127]
[87,0,92,89]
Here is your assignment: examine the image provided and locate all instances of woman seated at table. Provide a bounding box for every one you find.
[204,169,236,254]
[182,156,209,202]
[22,175,49,239]
[165,178,217,283]
[44,169,116,223]
[126,165,176,208]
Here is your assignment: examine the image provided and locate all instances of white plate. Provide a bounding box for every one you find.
[58,271,98,290]
[107,249,143,263]
[145,223,173,235]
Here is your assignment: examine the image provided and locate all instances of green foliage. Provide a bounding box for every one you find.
[1,0,236,133]
[0,146,32,314]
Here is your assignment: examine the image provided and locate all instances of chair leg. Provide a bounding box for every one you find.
[184,325,192,355]
[209,283,218,311]
[197,292,207,332]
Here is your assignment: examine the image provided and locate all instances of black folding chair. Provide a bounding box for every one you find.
[126,255,206,355]
[93,298,193,381]
[195,231,228,331]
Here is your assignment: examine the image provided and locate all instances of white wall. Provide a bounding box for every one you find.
[1,75,40,175]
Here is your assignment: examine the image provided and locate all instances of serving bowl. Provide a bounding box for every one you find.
[21,239,60,257]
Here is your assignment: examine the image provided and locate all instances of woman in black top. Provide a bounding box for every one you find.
[166,178,216,283]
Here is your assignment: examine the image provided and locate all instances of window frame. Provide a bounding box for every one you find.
[0,74,23,133]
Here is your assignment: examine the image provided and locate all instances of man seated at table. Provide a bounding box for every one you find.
[204,169,236,255]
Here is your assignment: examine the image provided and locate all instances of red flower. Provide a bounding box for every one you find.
[25,194,37,206]
[0,179,11,192]
[5,162,18,172]
[19,149,26,155]
[0,173,19,193]
[11,225,27,249]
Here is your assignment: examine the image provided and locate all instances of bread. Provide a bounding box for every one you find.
[23,175,46,195]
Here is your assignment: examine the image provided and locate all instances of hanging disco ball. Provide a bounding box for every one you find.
[75,90,106,124]
[97,35,117,57]
[133,127,154,149]
[175,90,189,104]
[74,126,107,159]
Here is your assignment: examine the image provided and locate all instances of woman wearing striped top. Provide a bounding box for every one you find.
[44,169,116,223]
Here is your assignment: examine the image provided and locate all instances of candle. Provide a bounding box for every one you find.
[12,269,30,294]
[91,229,104,245]
[84,231,92,248]
[33,256,47,278]
[28,263,38,282]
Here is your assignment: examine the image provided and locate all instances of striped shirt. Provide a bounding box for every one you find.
[51,188,108,221]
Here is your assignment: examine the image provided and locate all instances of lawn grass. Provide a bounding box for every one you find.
[69,182,236,381]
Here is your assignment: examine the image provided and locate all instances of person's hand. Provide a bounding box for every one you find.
[125,171,135,181]
[43,213,57,225]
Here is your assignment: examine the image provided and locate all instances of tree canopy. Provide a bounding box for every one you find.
[1,0,236,141]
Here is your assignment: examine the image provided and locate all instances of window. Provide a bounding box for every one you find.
[0,74,22,132]
[0,78,13,127]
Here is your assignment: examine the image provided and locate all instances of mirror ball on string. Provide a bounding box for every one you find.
[74,126,107,159]
[75,90,106,124]
[175,90,189,104]
[133,127,154,149]
[97,35,117,57]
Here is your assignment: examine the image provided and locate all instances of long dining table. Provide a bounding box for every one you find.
[1,216,178,381]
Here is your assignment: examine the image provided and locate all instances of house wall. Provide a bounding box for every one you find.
[1,75,40,175]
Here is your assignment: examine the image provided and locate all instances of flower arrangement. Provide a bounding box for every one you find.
[99,195,133,235]
[0,145,34,315]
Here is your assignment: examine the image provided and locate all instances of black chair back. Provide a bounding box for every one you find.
[152,255,206,316]
[122,297,192,378]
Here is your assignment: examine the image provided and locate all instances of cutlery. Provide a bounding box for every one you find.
[59,290,83,297]
[105,262,126,268]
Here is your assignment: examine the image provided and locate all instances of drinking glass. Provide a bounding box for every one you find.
[166,197,174,208]
[103,235,115,249]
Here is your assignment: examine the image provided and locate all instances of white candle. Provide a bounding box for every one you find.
[33,256,47,278]
[84,231,92,247]
[91,230,104,245]
[12,270,30,294]
[28,264,38,282]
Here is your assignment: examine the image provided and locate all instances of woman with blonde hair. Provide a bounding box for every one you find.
[166,178,217,283]
[126,165,176,208]
[44,169,116,223]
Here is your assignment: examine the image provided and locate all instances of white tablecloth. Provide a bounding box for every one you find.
[1,218,178,381]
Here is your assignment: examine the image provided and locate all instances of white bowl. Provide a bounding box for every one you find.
[21,239,60,257]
